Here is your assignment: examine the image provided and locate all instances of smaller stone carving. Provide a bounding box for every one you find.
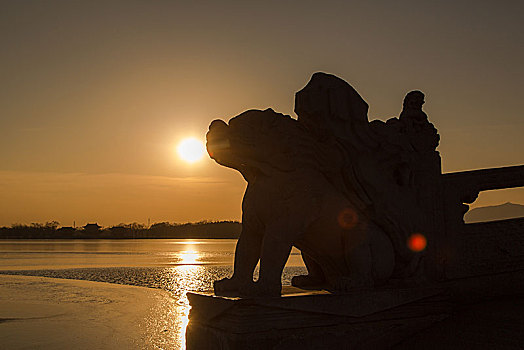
[399,90,440,153]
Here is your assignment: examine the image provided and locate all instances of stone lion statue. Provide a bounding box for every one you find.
[206,108,395,297]
[206,73,440,297]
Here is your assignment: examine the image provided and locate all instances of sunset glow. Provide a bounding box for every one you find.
[1,3,523,349]
[0,1,522,227]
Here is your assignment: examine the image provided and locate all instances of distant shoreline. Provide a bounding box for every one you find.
[0,237,239,240]
[0,221,242,240]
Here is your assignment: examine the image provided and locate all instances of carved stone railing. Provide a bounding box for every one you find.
[440,165,524,279]
[442,165,524,227]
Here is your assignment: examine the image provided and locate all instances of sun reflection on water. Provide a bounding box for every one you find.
[166,264,208,349]
[144,263,210,349]
[178,250,199,265]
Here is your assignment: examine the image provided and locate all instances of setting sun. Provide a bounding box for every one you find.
[177,138,205,163]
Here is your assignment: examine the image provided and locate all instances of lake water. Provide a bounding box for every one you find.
[0,239,306,348]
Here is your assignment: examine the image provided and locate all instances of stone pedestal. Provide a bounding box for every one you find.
[186,286,450,350]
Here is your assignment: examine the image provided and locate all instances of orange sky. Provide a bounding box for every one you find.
[1,1,523,227]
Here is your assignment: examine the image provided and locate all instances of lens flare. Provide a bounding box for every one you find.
[337,208,359,229]
[408,233,427,252]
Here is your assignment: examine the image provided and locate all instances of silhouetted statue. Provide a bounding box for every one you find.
[206,73,441,297]
[190,73,524,349]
